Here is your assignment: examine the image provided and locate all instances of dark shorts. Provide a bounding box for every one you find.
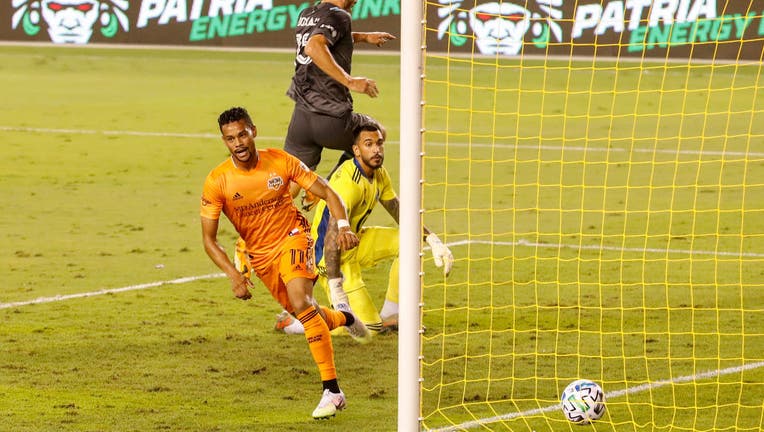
[284,105,377,170]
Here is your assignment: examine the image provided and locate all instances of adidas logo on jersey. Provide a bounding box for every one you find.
[232,192,243,200]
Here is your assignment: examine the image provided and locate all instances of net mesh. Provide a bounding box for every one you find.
[419,1,764,430]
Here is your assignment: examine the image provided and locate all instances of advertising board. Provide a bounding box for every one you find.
[3,0,762,61]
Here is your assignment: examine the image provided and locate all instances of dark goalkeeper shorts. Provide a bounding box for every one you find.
[284,104,378,170]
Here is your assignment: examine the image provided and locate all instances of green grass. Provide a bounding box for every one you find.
[0,283,400,431]
[0,45,401,431]
[1,45,763,431]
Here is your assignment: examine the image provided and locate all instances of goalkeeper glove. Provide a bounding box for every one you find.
[426,233,454,276]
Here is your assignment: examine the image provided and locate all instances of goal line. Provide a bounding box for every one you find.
[427,360,764,432]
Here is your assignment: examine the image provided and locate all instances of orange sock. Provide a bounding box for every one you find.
[297,305,337,381]
[319,306,348,330]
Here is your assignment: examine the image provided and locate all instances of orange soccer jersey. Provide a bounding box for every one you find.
[200,148,319,271]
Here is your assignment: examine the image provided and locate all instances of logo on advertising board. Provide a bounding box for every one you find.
[436,0,564,55]
[11,0,129,43]
[435,0,764,57]
[5,0,763,57]
[7,0,398,45]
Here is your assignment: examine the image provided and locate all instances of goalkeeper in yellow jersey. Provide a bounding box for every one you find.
[236,120,454,336]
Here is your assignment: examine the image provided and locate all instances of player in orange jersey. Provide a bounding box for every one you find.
[200,106,370,419]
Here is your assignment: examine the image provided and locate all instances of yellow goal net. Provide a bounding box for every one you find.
[407,1,764,430]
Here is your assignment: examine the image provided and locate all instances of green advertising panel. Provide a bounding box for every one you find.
[4,0,400,47]
[3,0,763,61]
[427,0,764,60]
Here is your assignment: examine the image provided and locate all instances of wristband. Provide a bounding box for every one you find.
[337,219,350,229]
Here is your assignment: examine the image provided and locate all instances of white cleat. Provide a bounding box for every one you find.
[335,303,372,344]
[312,389,346,420]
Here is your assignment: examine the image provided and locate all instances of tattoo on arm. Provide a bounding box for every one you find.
[324,216,341,279]
[381,198,400,224]
[382,197,432,240]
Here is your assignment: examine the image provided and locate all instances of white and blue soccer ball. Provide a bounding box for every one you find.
[560,379,606,424]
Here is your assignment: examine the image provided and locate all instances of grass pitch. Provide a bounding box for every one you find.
[1,44,763,432]
[0,45,401,431]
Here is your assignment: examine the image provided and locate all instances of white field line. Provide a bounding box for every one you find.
[0,273,224,310]
[1,126,222,140]
[2,125,762,158]
[426,360,764,432]
[2,238,760,310]
[0,41,747,66]
[0,41,401,61]
[452,239,764,258]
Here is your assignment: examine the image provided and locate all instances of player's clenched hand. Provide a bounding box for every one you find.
[366,32,396,47]
[348,77,379,98]
[231,276,254,300]
[337,228,359,251]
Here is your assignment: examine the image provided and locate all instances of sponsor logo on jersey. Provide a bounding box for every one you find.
[297,16,318,26]
[267,174,284,191]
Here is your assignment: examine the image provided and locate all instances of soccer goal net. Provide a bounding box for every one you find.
[399,1,764,430]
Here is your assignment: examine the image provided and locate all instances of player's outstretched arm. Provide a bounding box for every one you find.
[201,216,254,299]
[381,196,454,277]
[305,34,379,98]
[308,177,359,307]
[352,31,396,47]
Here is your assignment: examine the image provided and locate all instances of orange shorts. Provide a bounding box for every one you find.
[251,231,317,313]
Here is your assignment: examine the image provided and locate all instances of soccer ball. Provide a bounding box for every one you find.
[560,379,606,424]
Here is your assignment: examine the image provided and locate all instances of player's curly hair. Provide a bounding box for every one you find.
[217,107,254,131]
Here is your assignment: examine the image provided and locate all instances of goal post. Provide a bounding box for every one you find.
[402,1,764,431]
[398,0,424,431]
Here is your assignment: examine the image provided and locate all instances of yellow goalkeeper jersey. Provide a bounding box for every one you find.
[312,158,397,263]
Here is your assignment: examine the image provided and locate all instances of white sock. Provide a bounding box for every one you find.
[380,300,399,321]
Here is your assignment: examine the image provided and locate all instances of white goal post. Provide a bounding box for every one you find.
[398,0,424,430]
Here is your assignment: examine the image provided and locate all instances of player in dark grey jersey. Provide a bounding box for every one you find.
[285,0,395,210]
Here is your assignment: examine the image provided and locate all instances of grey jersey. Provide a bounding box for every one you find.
[287,2,354,118]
